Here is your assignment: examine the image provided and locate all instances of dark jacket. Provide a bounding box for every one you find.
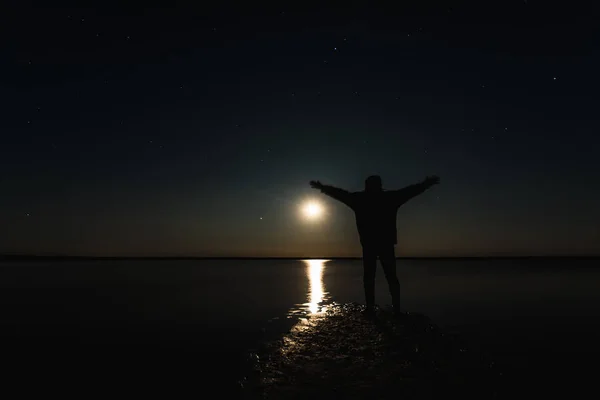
[319,182,433,247]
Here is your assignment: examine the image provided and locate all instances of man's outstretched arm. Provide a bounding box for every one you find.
[391,175,440,206]
[310,180,354,208]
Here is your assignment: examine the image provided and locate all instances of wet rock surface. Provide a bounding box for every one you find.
[239,303,503,399]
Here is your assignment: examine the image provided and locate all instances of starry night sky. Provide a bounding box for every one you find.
[2,1,599,257]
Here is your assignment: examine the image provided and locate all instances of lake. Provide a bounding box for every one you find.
[1,258,598,397]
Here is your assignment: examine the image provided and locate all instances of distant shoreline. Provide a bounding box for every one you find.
[1,255,599,261]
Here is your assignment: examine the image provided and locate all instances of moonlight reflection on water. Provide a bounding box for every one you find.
[303,259,330,314]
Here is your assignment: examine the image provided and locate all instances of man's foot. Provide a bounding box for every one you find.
[362,307,376,319]
[392,307,404,319]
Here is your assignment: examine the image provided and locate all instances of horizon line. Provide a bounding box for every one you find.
[2,254,599,261]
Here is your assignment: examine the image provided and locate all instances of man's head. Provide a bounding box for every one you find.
[365,175,383,192]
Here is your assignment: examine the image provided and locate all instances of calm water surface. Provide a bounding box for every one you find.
[1,259,599,395]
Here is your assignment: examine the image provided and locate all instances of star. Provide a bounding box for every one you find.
[553,76,557,80]
[260,217,263,220]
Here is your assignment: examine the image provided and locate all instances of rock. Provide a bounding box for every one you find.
[239,303,502,399]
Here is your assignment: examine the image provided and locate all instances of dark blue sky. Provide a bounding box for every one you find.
[2,1,599,256]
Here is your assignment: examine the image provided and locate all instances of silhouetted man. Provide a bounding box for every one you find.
[310,175,440,316]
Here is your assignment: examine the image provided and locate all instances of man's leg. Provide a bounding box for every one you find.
[380,245,401,313]
[362,246,377,312]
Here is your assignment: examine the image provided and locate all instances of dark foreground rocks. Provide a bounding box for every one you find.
[239,303,503,399]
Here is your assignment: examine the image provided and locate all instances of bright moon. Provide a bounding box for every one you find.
[302,201,324,220]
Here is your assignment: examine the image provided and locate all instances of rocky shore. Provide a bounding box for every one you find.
[239,303,503,399]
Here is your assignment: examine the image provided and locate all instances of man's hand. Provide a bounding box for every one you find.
[424,175,440,186]
[310,180,324,190]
